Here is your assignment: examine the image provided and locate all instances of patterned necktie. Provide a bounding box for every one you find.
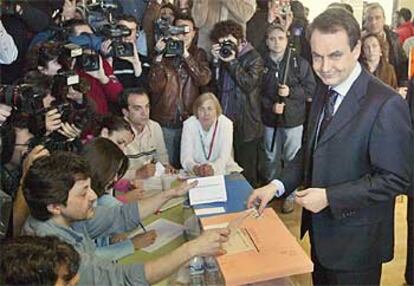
[318,89,339,141]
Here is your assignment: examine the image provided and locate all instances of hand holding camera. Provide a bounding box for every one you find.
[45,108,62,135]
[0,103,12,126]
[85,55,110,84]
[211,38,238,63]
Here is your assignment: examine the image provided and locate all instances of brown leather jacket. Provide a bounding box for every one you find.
[148,47,211,127]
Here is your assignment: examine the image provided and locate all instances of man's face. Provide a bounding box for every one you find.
[59,178,97,222]
[266,28,288,55]
[123,94,150,128]
[175,19,195,50]
[310,29,361,87]
[365,7,385,35]
[119,20,138,44]
[10,128,33,168]
[160,7,175,25]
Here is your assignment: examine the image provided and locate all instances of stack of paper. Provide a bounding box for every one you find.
[188,175,227,205]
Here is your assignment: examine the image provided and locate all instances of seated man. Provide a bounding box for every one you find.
[0,236,81,286]
[22,151,229,285]
[120,87,173,179]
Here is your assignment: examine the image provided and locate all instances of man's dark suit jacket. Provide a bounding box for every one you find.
[281,68,413,271]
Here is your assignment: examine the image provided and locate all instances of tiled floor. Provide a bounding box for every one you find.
[270,196,409,286]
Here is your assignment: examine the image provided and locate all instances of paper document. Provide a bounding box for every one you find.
[188,175,227,205]
[194,207,226,216]
[127,219,184,253]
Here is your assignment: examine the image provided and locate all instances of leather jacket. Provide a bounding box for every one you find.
[148,46,211,128]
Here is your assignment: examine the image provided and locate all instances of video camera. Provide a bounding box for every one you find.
[98,23,134,58]
[155,17,190,57]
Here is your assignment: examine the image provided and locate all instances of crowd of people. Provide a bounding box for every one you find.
[0,0,413,285]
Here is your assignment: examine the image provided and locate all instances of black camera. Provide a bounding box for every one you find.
[98,23,134,58]
[0,84,45,115]
[219,40,237,59]
[164,38,184,58]
[79,53,100,72]
[54,70,80,87]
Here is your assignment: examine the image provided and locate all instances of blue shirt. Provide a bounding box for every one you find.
[23,203,148,286]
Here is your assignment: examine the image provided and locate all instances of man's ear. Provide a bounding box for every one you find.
[46,203,63,216]
[100,127,109,138]
[122,108,129,118]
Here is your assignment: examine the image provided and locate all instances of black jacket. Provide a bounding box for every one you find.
[384,26,408,84]
[214,46,264,142]
[261,52,315,128]
[281,69,413,270]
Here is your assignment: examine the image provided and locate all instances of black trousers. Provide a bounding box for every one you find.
[311,250,382,286]
[234,137,261,188]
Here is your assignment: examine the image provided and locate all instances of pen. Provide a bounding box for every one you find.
[139,222,147,233]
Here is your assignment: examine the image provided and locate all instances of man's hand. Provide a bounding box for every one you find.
[295,188,329,213]
[45,108,62,134]
[247,183,277,214]
[62,0,76,20]
[188,228,230,257]
[131,230,157,250]
[166,180,198,198]
[136,163,156,179]
[22,145,49,175]
[86,55,110,84]
[0,103,12,125]
[278,84,290,97]
[100,39,113,57]
[57,122,81,140]
[398,86,408,99]
[272,102,285,114]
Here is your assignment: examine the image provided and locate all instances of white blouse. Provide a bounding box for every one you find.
[180,115,242,175]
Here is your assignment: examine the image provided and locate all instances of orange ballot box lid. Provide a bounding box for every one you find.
[200,208,313,286]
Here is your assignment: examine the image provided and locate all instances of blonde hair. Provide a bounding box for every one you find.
[192,92,222,117]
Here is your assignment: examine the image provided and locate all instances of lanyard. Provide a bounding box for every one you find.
[199,120,219,161]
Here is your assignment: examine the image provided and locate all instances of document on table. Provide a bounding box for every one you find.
[188,175,227,205]
[128,219,184,253]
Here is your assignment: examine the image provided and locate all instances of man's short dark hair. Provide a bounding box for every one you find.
[174,12,195,28]
[23,151,91,221]
[0,236,80,286]
[399,8,412,22]
[119,87,149,111]
[306,8,361,50]
[210,20,244,43]
[328,2,354,14]
[117,13,140,27]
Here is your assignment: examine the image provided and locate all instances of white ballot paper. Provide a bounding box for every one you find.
[128,219,184,253]
[188,175,227,205]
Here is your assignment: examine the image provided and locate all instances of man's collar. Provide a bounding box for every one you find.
[331,62,362,97]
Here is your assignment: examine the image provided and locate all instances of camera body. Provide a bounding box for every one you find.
[99,24,134,58]
[219,40,237,59]
[155,18,189,57]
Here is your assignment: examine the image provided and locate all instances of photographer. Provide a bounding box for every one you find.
[67,20,124,114]
[148,13,211,168]
[261,24,315,213]
[210,20,264,187]
[112,14,149,89]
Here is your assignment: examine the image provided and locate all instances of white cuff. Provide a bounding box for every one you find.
[270,179,286,198]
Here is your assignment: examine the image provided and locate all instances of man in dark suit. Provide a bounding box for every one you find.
[248,8,413,285]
